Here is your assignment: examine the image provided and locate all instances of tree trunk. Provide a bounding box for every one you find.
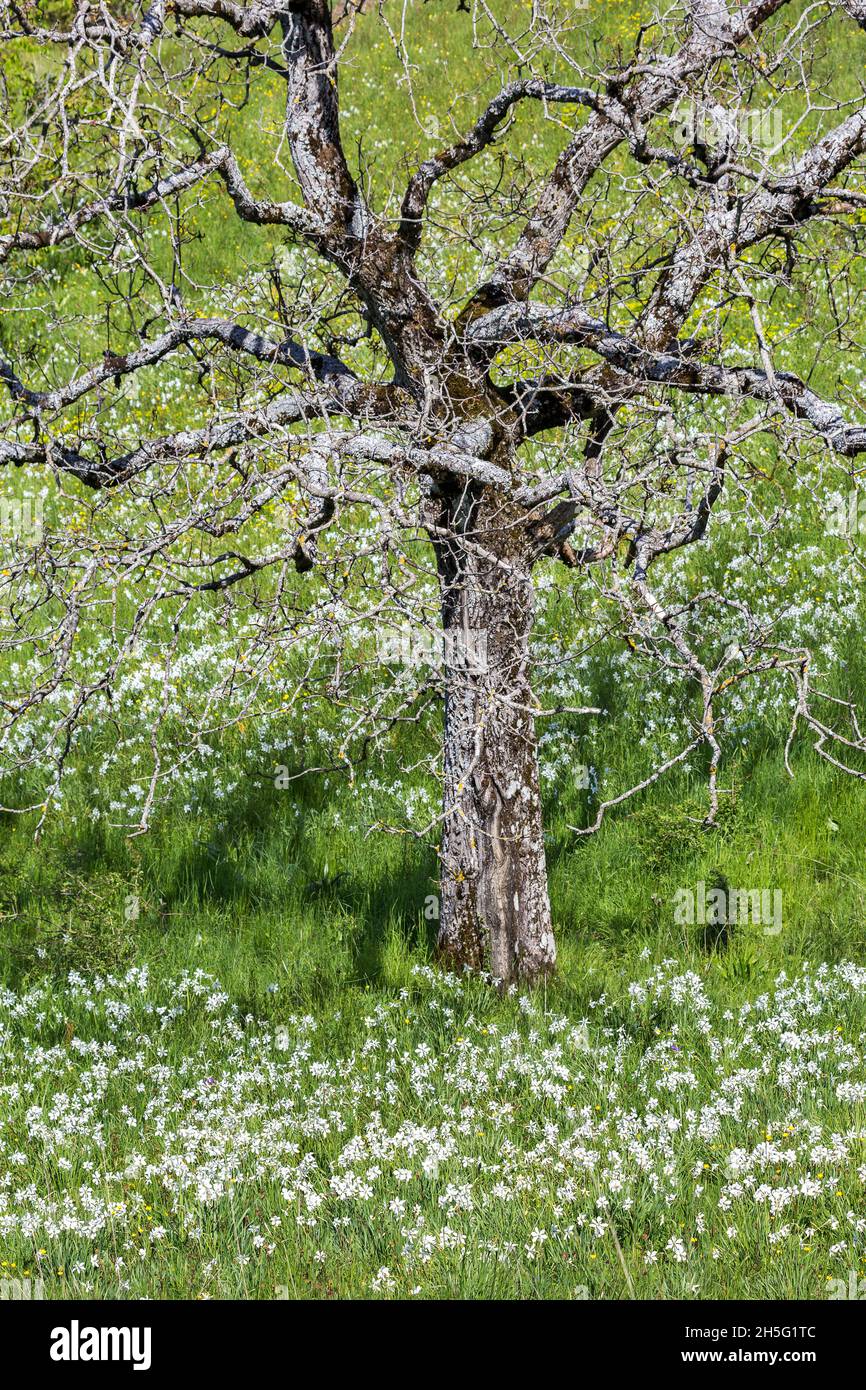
[431,491,555,986]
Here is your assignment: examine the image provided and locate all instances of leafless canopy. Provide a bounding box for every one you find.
[3,0,866,980]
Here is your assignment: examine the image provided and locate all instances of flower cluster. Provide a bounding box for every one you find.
[1,956,865,1297]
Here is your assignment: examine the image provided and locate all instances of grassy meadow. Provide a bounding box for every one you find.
[2,1,866,1299]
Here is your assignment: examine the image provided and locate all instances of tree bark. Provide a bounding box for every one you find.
[430,489,555,985]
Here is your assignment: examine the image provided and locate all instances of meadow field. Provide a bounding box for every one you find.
[2,0,866,1300]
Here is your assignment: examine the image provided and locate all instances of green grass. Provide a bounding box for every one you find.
[3,1,866,1298]
[2,932,866,1299]
[3,708,866,1004]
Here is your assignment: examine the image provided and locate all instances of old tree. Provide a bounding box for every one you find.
[4,0,866,982]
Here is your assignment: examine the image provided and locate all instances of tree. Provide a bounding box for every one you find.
[3,0,866,984]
